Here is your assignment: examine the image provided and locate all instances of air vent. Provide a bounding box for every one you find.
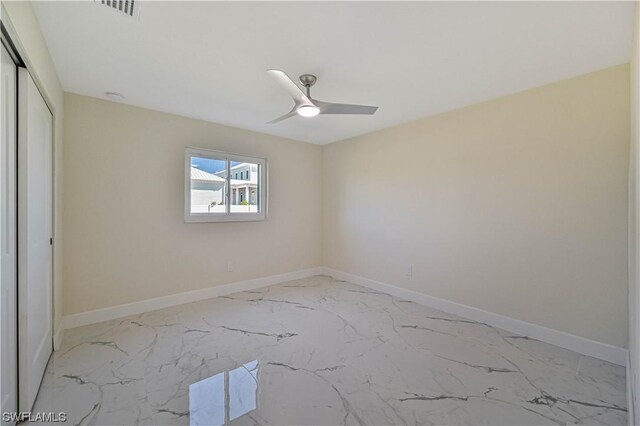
[95,0,137,17]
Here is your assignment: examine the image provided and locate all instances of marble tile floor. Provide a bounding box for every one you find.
[31,275,627,426]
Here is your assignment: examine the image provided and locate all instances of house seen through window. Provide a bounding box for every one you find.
[185,148,266,222]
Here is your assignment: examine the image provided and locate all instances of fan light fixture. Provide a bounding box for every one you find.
[297,105,320,118]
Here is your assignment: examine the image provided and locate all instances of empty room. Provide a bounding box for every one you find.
[1,1,639,425]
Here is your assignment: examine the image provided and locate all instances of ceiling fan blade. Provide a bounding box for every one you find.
[267,69,313,106]
[267,107,297,124]
[316,100,378,115]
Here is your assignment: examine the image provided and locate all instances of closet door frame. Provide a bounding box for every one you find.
[0,37,18,426]
[1,13,57,419]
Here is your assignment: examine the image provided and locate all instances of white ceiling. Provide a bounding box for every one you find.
[33,1,634,145]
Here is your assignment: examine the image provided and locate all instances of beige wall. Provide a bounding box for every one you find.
[2,1,64,332]
[63,64,629,350]
[628,3,639,421]
[63,94,322,314]
[323,64,630,348]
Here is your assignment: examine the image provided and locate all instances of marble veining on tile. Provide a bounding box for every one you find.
[32,276,627,425]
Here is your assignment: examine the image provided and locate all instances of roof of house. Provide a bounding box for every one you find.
[214,162,254,176]
[230,162,254,171]
[191,167,225,182]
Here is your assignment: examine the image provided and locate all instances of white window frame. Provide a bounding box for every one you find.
[185,147,267,223]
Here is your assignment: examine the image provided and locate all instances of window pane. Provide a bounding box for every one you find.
[185,149,266,222]
[229,162,260,213]
[190,156,227,214]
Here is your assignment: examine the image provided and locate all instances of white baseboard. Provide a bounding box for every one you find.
[58,265,627,367]
[321,267,628,366]
[61,267,323,332]
[53,322,64,351]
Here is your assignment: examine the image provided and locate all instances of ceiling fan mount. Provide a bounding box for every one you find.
[266,69,378,123]
[299,74,317,89]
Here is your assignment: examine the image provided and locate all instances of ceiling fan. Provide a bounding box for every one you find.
[267,70,378,124]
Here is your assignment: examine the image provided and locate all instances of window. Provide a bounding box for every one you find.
[185,148,266,222]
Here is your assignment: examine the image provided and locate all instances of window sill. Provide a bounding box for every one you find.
[184,212,266,223]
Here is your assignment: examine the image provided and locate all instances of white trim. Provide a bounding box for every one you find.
[60,267,323,332]
[53,323,64,351]
[321,267,628,366]
[58,266,628,366]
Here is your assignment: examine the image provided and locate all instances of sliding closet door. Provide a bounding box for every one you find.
[1,44,18,424]
[17,68,53,412]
